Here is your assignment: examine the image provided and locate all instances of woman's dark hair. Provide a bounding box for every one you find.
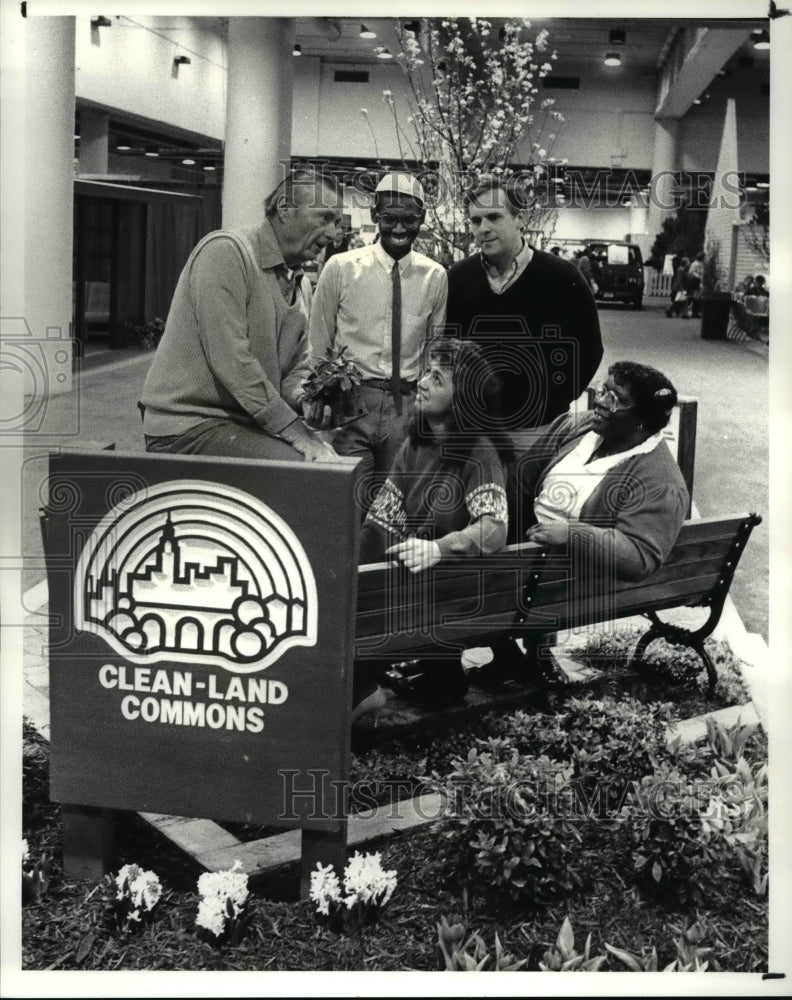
[609,361,678,434]
[410,337,514,464]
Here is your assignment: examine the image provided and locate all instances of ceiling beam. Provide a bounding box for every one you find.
[655,26,750,119]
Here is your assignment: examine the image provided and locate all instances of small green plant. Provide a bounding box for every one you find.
[705,716,760,763]
[536,915,608,971]
[21,839,50,905]
[625,765,725,906]
[438,739,582,903]
[302,345,365,428]
[437,915,526,971]
[605,917,712,971]
[132,317,165,350]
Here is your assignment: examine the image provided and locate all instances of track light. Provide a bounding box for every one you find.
[359,24,376,39]
[751,28,770,50]
[604,51,622,67]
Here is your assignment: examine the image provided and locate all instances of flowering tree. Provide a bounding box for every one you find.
[371,17,566,262]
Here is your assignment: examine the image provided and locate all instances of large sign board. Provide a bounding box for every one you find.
[45,450,360,831]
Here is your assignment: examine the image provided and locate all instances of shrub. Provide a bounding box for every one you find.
[437,739,582,904]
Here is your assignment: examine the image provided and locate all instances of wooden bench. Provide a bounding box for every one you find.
[355,513,761,691]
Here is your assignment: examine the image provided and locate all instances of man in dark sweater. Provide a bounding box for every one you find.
[446,176,602,434]
[445,176,604,684]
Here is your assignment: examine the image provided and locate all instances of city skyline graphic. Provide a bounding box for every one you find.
[75,481,318,673]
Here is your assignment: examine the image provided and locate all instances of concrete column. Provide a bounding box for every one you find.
[646,117,679,247]
[78,107,109,175]
[223,18,295,229]
[22,16,76,396]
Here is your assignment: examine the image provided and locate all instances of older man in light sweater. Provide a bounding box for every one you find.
[141,168,342,463]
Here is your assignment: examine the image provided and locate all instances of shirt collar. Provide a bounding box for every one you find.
[373,239,412,273]
[580,429,665,466]
[250,219,288,271]
[480,238,533,289]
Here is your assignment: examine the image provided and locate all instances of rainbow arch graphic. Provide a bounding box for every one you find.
[74,480,318,674]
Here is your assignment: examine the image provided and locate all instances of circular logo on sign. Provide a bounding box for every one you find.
[74,481,317,673]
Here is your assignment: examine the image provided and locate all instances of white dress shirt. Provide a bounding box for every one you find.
[309,241,448,381]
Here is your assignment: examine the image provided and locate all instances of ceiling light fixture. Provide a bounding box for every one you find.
[609,29,626,45]
[752,28,770,50]
[359,23,376,39]
[376,47,393,60]
[756,181,769,188]
[174,55,191,66]
[293,43,302,56]
[604,51,621,67]
[144,147,159,158]
[91,16,112,27]
[203,165,216,172]
[182,158,196,166]
[116,143,131,151]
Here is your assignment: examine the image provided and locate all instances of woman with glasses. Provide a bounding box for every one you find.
[475,361,689,687]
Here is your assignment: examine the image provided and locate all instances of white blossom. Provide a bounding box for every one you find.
[309,862,342,916]
[343,851,397,907]
[195,896,228,937]
[22,839,29,864]
[115,863,162,913]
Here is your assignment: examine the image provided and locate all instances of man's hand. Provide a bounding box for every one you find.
[292,431,337,463]
[525,522,569,546]
[386,538,442,574]
[301,398,332,430]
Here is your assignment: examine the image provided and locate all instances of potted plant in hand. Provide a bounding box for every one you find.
[302,346,366,428]
[699,241,731,341]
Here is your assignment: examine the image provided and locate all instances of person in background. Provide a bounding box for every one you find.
[666,256,690,318]
[685,251,705,319]
[752,275,769,297]
[550,245,562,256]
[141,167,342,463]
[444,175,603,683]
[352,338,512,717]
[310,172,448,517]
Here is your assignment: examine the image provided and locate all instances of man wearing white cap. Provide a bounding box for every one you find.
[309,172,448,513]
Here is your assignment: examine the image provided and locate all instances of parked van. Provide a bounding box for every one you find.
[582,240,644,309]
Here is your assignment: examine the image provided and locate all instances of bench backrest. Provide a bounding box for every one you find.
[354,514,760,660]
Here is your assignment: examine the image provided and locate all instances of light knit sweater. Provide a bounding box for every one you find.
[141,221,310,439]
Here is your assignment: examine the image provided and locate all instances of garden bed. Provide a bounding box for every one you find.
[21,630,767,973]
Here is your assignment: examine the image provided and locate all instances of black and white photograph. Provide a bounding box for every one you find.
[1,0,789,995]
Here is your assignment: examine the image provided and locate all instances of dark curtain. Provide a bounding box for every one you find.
[144,186,221,322]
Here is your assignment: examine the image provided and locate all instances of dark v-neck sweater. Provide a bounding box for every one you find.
[446,248,603,429]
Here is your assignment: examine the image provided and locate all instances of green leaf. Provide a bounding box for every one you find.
[651,860,663,883]
[556,915,574,956]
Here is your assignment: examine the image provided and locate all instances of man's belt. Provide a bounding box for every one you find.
[361,378,418,395]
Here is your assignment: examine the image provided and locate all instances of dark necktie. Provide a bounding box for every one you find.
[391,261,402,415]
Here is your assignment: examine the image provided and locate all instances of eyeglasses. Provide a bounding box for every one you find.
[594,383,634,413]
[379,213,421,227]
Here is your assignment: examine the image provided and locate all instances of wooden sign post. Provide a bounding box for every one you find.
[43,449,360,892]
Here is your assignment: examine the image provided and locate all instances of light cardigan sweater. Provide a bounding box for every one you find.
[141,222,309,439]
[521,411,689,583]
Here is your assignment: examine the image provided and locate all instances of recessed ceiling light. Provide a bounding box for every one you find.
[116,143,131,151]
[756,181,769,188]
[182,158,196,166]
[359,24,376,39]
[609,29,626,45]
[376,47,393,60]
[604,52,621,67]
[144,147,159,158]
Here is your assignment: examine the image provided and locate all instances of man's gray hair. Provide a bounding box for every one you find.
[264,166,340,217]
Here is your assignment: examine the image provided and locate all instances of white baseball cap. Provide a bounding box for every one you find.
[374,172,425,205]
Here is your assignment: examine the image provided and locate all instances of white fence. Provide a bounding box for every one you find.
[646,271,672,297]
